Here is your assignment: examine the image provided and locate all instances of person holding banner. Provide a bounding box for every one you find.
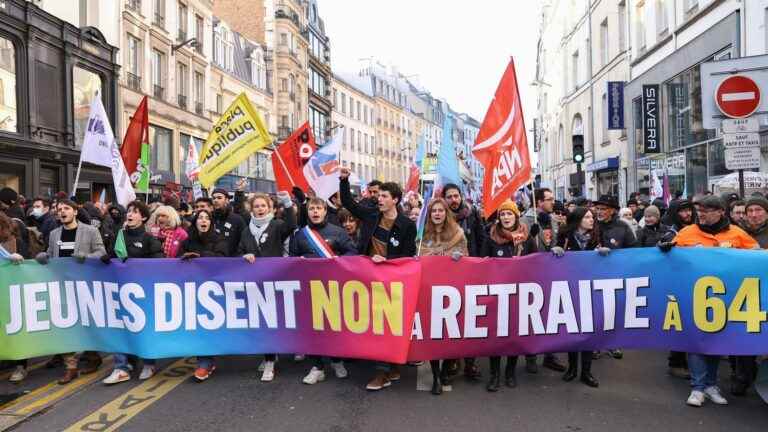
[239,191,296,382]
[337,208,360,249]
[419,198,468,395]
[664,195,758,407]
[103,201,163,385]
[177,209,229,381]
[552,207,607,388]
[0,212,31,383]
[211,188,246,256]
[35,199,108,384]
[289,197,356,385]
[338,167,416,391]
[480,200,536,392]
[147,206,188,258]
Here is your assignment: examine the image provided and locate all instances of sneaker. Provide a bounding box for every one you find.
[686,390,705,407]
[592,351,602,360]
[366,372,391,391]
[258,357,278,372]
[331,362,348,379]
[608,349,623,359]
[9,366,27,383]
[294,354,305,361]
[139,365,156,380]
[261,361,275,382]
[102,369,131,385]
[386,368,401,382]
[194,365,216,382]
[704,386,728,405]
[303,367,326,384]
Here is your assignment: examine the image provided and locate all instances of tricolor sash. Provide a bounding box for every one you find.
[302,226,336,258]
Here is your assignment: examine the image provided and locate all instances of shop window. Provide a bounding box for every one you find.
[685,144,707,196]
[0,37,17,133]
[666,151,686,197]
[150,124,173,172]
[665,65,715,150]
[73,67,103,148]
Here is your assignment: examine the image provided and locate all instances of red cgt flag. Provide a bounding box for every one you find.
[271,122,316,192]
[405,164,420,194]
[121,96,149,178]
[472,59,532,218]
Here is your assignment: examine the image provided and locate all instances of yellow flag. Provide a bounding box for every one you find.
[197,93,272,188]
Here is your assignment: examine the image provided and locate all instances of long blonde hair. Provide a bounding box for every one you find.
[423,198,461,244]
[147,205,181,229]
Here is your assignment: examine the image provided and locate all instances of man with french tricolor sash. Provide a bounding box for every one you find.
[289,197,356,384]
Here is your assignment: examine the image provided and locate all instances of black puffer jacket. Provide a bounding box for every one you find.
[451,201,484,257]
[238,206,296,258]
[636,223,675,247]
[289,221,357,257]
[339,178,416,259]
[116,226,163,258]
[598,215,637,249]
[213,206,246,256]
[180,228,229,257]
[661,199,696,232]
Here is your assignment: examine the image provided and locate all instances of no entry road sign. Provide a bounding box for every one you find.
[716,75,761,119]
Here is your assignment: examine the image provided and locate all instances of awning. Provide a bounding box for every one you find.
[586,157,619,172]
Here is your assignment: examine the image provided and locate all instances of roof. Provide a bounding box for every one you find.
[333,71,374,98]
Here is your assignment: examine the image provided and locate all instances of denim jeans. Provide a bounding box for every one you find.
[688,353,719,391]
[197,356,214,370]
[114,354,156,372]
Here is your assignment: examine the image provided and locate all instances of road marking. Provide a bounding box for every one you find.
[63,358,196,432]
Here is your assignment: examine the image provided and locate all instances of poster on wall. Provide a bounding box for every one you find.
[607,81,625,130]
[642,84,661,154]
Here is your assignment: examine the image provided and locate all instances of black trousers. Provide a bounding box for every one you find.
[668,351,688,368]
[308,356,341,369]
[567,351,592,373]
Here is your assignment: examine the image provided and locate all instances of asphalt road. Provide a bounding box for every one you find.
[2,351,767,432]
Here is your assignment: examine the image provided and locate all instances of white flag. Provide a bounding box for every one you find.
[185,140,201,181]
[80,94,136,206]
[302,129,343,200]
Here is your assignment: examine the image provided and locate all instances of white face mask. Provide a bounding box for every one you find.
[31,208,44,218]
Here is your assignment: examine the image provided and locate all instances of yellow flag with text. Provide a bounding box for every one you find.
[197,93,272,188]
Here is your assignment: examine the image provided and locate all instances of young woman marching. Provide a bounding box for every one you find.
[551,207,609,388]
[178,210,229,381]
[239,191,296,382]
[418,198,468,395]
[481,200,537,392]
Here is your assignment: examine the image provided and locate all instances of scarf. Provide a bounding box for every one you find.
[451,202,471,222]
[489,222,529,251]
[249,213,274,240]
[574,230,591,250]
[742,220,768,237]
[157,227,187,258]
[698,217,730,235]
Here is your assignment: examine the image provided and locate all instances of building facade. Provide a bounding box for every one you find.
[332,72,376,184]
[305,0,332,144]
[0,0,120,201]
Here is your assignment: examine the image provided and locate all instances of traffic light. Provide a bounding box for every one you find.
[572,135,584,164]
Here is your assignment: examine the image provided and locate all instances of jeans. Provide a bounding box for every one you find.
[114,354,156,372]
[688,353,719,391]
[309,356,341,369]
[197,356,214,370]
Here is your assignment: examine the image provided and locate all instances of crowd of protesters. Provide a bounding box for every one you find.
[1,171,767,407]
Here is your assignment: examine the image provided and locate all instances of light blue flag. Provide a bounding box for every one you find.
[414,133,426,169]
[416,183,434,240]
[436,114,462,190]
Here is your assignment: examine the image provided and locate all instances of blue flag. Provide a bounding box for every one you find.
[436,114,461,189]
[414,133,426,169]
[416,183,434,240]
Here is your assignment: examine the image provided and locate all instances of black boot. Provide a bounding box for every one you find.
[430,360,442,395]
[486,357,500,392]
[504,356,518,388]
[563,352,578,382]
[580,372,599,388]
[440,359,458,385]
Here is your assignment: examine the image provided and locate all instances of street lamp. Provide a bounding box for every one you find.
[172,38,198,53]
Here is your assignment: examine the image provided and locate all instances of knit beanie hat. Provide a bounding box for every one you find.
[644,205,660,219]
[745,196,768,213]
[498,199,520,216]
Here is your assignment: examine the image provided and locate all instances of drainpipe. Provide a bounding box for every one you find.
[587,1,595,200]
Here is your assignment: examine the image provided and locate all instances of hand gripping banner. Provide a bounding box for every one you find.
[1,248,768,362]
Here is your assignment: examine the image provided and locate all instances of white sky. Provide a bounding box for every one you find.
[322,0,541,131]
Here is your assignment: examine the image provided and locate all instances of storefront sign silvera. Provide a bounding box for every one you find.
[642,84,660,154]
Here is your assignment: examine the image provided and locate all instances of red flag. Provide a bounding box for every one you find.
[121,96,149,178]
[473,59,532,218]
[405,164,420,194]
[271,122,316,192]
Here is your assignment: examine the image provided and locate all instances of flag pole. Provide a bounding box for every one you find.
[71,158,84,199]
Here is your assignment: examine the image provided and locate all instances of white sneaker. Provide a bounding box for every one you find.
[258,356,278,372]
[294,354,305,361]
[687,390,705,407]
[139,365,156,380]
[302,367,326,384]
[102,369,131,385]
[261,361,275,382]
[9,366,27,383]
[704,386,728,405]
[331,361,348,379]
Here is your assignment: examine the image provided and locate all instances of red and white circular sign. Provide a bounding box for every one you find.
[715,75,761,119]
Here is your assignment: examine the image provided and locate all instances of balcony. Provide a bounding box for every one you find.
[153,13,165,28]
[178,94,187,110]
[275,7,301,29]
[126,0,141,13]
[126,73,141,91]
[195,102,204,115]
[153,85,164,100]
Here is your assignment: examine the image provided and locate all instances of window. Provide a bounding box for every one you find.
[127,34,141,90]
[600,19,608,67]
[149,124,172,172]
[601,92,609,144]
[357,131,362,152]
[216,94,223,114]
[195,15,204,53]
[310,107,327,143]
[341,93,347,115]
[151,49,164,99]
[364,106,369,124]
[309,68,325,96]
[684,0,698,15]
[250,49,265,89]
[0,38,19,128]
[177,3,188,40]
[350,128,355,149]
[656,0,668,36]
[571,50,579,90]
[194,71,204,114]
[633,97,644,155]
[213,24,233,70]
[618,1,627,52]
[153,0,165,28]
[665,64,715,150]
[176,62,188,108]
[636,1,647,52]
[332,88,337,108]
[357,101,361,121]
[73,67,102,148]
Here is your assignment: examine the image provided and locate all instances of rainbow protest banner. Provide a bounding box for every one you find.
[1,248,768,362]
